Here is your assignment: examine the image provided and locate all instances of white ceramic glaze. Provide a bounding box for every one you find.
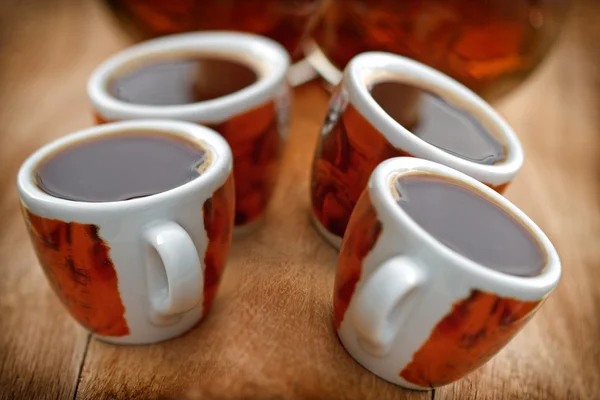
[345,52,523,187]
[304,40,343,90]
[18,120,233,345]
[337,157,561,389]
[88,31,290,126]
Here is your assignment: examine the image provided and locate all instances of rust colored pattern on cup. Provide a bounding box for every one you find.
[95,99,284,226]
[333,190,382,329]
[311,89,511,240]
[201,173,235,314]
[93,113,106,124]
[400,290,541,387]
[206,101,283,226]
[112,0,325,61]
[22,208,129,336]
[494,181,509,194]
[311,90,409,239]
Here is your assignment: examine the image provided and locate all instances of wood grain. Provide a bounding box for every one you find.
[0,0,598,399]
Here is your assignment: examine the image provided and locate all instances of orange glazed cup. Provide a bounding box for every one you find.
[18,120,234,344]
[88,32,291,233]
[334,157,560,389]
[310,52,523,248]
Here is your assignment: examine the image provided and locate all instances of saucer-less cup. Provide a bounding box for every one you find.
[88,32,291,232]
[310,52,524,248]
[334,157,561,389]
[18,120,234,345]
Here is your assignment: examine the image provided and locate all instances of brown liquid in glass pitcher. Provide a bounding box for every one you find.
[313,0,570,99]
[107,0,328,61]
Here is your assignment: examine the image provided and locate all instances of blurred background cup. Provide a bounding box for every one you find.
[308,0,570,99]
[310,52,523,249]
[88,32,291,232]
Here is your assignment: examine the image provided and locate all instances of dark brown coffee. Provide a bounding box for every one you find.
[109,57,258,105]
[36,131,209,202]
[394,173,544,277]
[371,81,505,165]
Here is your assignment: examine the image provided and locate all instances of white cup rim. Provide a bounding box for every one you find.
[18,120,233,213]
[88,31,290,123]
[370,157,560,297]
[345,52,524,187]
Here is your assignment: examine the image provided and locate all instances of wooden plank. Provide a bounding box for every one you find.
[0,0,597,399]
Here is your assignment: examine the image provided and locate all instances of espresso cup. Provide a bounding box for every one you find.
[88,31,291,232]
[334,157,560,389]
[310,52,524,248]
[18,120,234,345]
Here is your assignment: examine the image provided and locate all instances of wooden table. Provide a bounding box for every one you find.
[1,1,598,399]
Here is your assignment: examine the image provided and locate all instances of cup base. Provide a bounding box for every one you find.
[92,312,202,345]
[336,327,432,391]
[311,213,342,249]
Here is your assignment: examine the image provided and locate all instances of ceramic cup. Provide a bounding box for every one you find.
[334,157,561,389]
[88,31,291,232]
[18,120,234,345]
[310,52,524,248]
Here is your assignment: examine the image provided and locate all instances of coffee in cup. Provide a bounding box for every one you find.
[19,120,234,345]
[311,52,523,248]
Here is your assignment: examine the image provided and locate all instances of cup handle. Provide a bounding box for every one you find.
[351,255,426,357]
[143,220,203,325]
